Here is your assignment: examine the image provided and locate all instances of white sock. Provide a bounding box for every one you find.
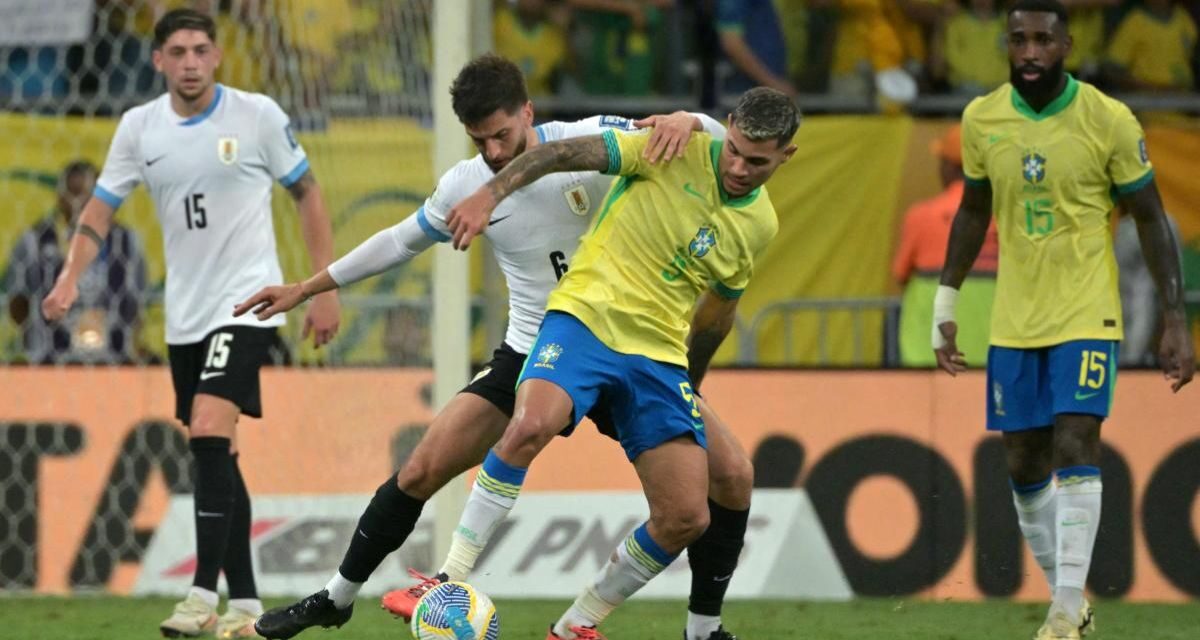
[188,585,219,609]
[227,598,263,616]
[324,571,361,609]
[1054,469,1102,619]
[552,523,676,637]
[440,451,526,582]
[686,612,722,640]
[1012,477,1058,591]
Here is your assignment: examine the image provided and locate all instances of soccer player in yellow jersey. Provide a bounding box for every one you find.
[438,87,798,640]
[934,2,1195,639]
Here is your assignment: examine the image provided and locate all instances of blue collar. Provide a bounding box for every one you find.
[180,84,223,126]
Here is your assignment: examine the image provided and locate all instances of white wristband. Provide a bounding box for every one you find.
[931,285,959,349]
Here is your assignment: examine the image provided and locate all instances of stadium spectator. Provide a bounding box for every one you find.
[4,160,146,365]
[566,0,669,95]
[818,0,947,103]
[1114,210,1183,366]
[1062,0,1121,81]
[716,0,794,96]
[936,0,1008,95]
[892,125,997,367]
[1105,0,1198,91]
[494,0,571,96]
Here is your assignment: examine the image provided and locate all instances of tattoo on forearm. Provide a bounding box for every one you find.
[287,170,317,201]
[487,136,609,202]
[77,223,105,248]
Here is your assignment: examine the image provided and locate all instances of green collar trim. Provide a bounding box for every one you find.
[1011,74,1079,121]
[709,139,760,207]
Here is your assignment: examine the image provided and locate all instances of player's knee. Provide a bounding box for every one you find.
[708,451,753,510]
[651,502,711,549]
[396,456,444,500]
[188,410,231,439]
[497,414,558,463]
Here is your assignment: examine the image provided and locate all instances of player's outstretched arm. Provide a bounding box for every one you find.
[41,196,115,322]
[446,135,610,249]
[687,290,740,391]
[287,169,341,347]
[933,180,993,376]
[1121,182,1196,391]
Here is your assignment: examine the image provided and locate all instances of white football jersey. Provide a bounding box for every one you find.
[419,116,661,354]
[95,85,306,344]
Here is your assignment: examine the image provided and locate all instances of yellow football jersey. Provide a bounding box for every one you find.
[1107,6,1197,90]
[494,8,568,97]
[546,130,779,366]
[961,76,1153,348]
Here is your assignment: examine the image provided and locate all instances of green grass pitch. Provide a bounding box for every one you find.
[2,596,1198,639]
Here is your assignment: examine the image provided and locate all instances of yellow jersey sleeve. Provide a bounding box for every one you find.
[602,128,655,176]
[1108,106,1153,194]
[960,101,988,184]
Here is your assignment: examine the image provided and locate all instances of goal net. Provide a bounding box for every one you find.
[0,0,485,594]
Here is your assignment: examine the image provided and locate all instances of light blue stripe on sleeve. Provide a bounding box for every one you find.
[416,207,450,242]
[93,185,124,209]
[535,125,546,143]
[279,158,310,187]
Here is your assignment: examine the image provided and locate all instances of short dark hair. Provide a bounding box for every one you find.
[730,87,802,147]
[154,8,216,49]
[1008,0,1069,29]
[450,54,529,125]
[60,160,97,182]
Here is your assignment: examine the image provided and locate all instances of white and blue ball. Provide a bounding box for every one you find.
[410,581,500,640]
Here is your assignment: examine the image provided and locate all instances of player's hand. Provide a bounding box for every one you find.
[634,111,699,164]
[1158,312,1195,392]
[446,187,497,250]
[233,283,307,321]
[303,290,340,348]
[933,320,967,376]
[41,275,79,322]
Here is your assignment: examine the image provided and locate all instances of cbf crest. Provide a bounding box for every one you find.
[564,185,590,216]
[688,227,718,259]
[535,343,563,369]
[1021,150,1046,184]
[218,136,239,165]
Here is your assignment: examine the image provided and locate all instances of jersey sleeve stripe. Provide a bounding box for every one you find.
[712,281,744,299]
[1114,168,1154,195]
[93,185,124,209]
[601,129,621,175]
[964,175,990,188]
[279,158,310,187]
[535,125,547,144]
[416,207,450,242]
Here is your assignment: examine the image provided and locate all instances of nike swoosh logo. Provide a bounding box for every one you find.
[146,154,167,166]
[683,182,707,202]
[199,371,226,381]
[713,574,733,582]
[1075,391,1100,400]
[488,214,513,226]
[197,510,225,518]
[988,134,1008,145]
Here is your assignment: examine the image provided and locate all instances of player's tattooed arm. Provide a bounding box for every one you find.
[286,169,317,201]
[939,180,993,290]
[687,290,739,390]
[485,135,609,203]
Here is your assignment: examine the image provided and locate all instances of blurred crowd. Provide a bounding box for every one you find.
[2,0,1197,117]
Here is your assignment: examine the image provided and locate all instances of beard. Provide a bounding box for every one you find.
[486,135,526,173]
[1010,58,1066,102]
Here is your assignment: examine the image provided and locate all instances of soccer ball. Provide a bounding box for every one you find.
[410,581,500,640]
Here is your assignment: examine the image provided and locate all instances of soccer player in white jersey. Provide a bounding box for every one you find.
[240,55,751,640]
[41,9,341,639]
